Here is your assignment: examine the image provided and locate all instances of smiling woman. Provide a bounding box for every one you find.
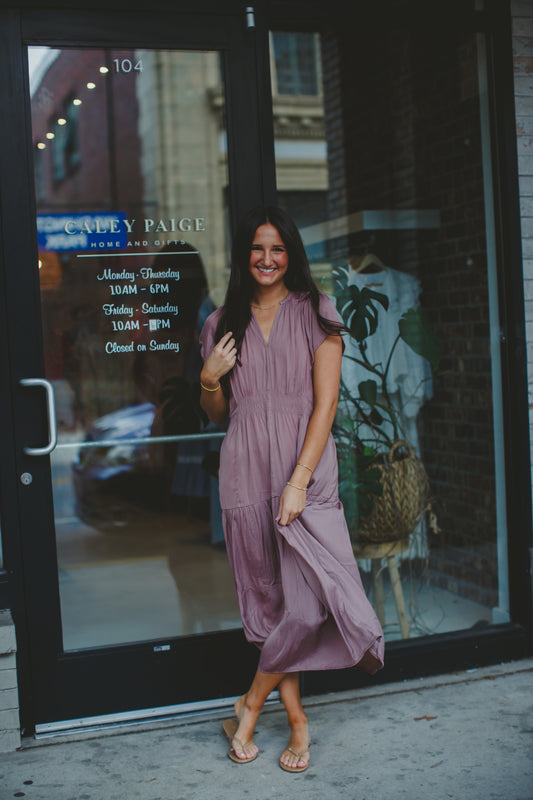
[200,206,384,771]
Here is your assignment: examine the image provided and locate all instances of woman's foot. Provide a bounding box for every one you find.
[227,694,260,761]
[222,719,258,764]
[279,719,311,773]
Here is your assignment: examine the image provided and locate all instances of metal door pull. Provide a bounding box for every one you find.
[20,378,58,456]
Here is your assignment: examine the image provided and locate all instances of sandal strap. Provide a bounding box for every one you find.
[231,735,254,752]
[286,744,311,759]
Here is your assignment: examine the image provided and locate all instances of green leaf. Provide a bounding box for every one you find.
[332,266,349,290]
[336,445,386,533]
[339,415,354,433]
[334,278,389,342]
[398,307,440,371]
[369,408,383,425]
[358,380,377,407]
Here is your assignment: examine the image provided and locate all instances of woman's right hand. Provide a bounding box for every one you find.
[201,331,237,385]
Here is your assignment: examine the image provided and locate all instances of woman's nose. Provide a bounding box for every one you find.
[263,250,273,266]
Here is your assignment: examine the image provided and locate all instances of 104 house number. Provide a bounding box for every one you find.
[113,59,143,73]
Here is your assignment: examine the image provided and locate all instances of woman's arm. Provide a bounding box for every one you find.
[200,331,236,426]
[276,333,343,525]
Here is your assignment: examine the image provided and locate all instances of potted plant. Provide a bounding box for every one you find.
[332,266,440,543]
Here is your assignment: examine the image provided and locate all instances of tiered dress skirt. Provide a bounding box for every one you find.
[200,292,384,674]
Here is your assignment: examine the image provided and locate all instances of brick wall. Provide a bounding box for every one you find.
[512,0,533,488]
[0,611,20,752]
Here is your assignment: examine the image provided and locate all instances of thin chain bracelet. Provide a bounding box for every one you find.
[297,462,313,472]
[200,381,221,392]
[286,481,307,492]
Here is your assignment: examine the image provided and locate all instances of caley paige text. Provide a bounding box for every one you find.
[64,218,206,234]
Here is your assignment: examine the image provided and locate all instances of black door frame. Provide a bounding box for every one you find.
[0,3,277,733]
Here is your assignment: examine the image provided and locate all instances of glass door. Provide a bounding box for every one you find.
[31,44,238,652]
[0,8,271,731]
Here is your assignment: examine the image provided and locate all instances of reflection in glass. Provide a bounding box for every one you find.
[29,46,238,650]
[271,27,506,640]
[272,32,320,96]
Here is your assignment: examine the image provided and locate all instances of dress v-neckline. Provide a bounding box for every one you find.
[251,293,291,346]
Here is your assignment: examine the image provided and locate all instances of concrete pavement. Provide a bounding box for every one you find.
[1,659,532,800]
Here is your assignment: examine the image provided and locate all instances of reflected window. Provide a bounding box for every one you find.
[51,94,80,184]
[34,144,45,203]
[64,94,81,174]
[51,114,66,183]
[272,32,320,96]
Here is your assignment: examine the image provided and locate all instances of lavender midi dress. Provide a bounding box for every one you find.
[200,291,384,674]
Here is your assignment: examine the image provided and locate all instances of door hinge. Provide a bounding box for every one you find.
[245,5,255,29]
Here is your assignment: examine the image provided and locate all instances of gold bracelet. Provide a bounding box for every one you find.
[297,462,313,472]
[286,481,307,492]
[200,381,221,392]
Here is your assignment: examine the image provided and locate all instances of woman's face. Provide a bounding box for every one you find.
[248,223,289,291]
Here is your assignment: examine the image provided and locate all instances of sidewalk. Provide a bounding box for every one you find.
[2,659,533,800]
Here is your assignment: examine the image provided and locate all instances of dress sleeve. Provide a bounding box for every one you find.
[199,308,221,362]
[308,293,344,354]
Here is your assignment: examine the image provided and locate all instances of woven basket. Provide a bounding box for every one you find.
[357,440,430,543]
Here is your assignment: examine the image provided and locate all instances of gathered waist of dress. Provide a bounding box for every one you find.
[229,392,313,419]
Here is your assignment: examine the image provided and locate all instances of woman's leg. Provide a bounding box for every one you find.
[231,669,285,760]
[278,673,311,770]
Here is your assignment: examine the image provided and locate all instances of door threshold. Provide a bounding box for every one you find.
[34,693,280,740]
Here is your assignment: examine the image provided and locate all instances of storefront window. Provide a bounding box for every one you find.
[29,46,238,650]
[271,24,508,640]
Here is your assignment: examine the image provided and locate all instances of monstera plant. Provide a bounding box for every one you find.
[332,267,440,538]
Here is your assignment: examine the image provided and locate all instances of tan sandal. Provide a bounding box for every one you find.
[279,743,311,773]
[222,718,258,764]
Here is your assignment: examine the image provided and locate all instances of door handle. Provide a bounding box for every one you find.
[20,378,58,456]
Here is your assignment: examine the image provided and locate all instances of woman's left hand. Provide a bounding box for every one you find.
[276,484,306,526]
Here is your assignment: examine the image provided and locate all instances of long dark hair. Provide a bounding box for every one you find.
[215,206,343,389]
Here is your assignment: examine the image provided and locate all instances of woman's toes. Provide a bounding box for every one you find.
[233,744,246,760]
[280,744,310,770]
[281,749,296,767]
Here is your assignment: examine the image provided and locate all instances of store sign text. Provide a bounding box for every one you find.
[64,217,206,235]
[37,214,206,251]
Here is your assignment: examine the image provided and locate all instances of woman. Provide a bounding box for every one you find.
[199,207,384,773]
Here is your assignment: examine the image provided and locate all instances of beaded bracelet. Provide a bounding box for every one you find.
[286,481,307,492]
[200,381,221,392]
[297,462,313,472]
